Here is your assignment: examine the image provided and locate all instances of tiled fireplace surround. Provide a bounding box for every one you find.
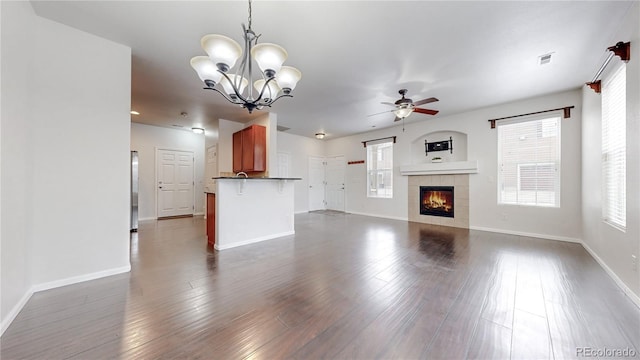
[408,174,470,228]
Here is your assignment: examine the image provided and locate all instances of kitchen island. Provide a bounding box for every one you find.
[206,177,301,250]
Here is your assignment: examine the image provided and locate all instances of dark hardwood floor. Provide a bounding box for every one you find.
[2,212,639,359]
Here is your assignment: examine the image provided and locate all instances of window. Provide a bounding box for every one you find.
[497,115,561,207]
[367,141,393,198]
[602,64,626,229]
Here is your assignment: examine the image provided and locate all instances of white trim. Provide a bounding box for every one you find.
[0,264,131,337]
[581,242,640,309]
[139,216,156,222]
[194,212,204,216]
[1,289,34,336]
[400,160,479,176]
[214,231,295,250]
[469,226,581,243]
[295,210,309,215]
[348,211,408,222]
[31,265,131,293]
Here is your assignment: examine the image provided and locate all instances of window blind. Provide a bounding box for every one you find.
[497,115,561,207]
[602,64,626,229]
[367,141,393,198]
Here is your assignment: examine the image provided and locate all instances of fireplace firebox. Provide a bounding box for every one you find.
[420,186,454,218]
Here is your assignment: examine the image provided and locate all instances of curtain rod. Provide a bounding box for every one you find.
[586,41,631,93]
[488,106,574,129]
[362,136,396,147]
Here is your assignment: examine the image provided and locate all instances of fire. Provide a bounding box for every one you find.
[424,191,452,212]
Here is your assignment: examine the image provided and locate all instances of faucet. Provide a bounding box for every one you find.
[235,172,248,178]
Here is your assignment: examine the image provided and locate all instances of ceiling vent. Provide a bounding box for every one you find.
[538,53,553,65]
[277,125,290,132]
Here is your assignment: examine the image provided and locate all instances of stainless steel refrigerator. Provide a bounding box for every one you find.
[130,151,139,232]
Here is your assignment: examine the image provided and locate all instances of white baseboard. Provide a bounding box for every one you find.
[581,242,640,309]
[0,264,131,337]
[194,212,204,216]
[469,226,582,243]
[215,231,295,251]
[138,216,155,222]
[31,265,131,293]
[1,289,34,336]
[347,211,408,222]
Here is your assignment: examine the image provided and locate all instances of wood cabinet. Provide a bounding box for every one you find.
[206,193,215,247]
[232,125,266,173]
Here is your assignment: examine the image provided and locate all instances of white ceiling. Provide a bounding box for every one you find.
[30,1,634,139]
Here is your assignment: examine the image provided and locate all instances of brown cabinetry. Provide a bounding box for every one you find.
[232,125,266,173]
[206,193,215,246]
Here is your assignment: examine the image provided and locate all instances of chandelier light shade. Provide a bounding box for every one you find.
[254,79,281,101]
[220,75,249,99]
[190,56,223,84]
[201,35,243,72]
[276,66,302,93]
[190,0,301,113]
[250,43,287,77]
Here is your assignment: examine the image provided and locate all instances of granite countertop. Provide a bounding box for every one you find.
[212,177,302,180]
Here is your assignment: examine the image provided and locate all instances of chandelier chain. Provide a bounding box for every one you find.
[247,0,252,30]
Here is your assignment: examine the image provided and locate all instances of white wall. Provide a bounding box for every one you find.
[581,2,640,300]
[29,16,132,286]
[131,123,206,219]
[1,0,36,333]
[326,89,583,239]
[277,131,326,213]
[218,119,244,174]
[1,2,132,333]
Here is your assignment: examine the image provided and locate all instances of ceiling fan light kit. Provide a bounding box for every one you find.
[373,89,440,123]
[190,0,301,113]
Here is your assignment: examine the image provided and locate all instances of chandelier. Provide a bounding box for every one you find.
[190,0,301,113]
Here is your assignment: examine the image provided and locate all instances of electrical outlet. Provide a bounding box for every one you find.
[632,255,638,272]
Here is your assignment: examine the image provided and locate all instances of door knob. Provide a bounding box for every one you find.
[159,186,163,189]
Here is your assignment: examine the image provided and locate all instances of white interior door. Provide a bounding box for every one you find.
[157,149,194,218]
[325,155,345,212]
[308,156,325,211]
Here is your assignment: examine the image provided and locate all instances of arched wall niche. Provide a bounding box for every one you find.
[410,130,468,165]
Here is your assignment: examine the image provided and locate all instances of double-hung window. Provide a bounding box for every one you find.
[497,114,561,207]
[602,64,626,230]
[367,140,393,198]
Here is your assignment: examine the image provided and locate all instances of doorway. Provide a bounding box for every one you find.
[308,156,325,211]
[308,155,346,212]
[156,149,195,218]
[325,155,345,211]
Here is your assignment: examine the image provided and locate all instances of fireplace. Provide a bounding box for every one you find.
[420,186,454,218]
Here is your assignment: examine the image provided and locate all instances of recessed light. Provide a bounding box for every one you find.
[315,133,326,140]
[130,110,140,115]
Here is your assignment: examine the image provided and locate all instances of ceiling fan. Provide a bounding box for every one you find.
[373,89,439,122]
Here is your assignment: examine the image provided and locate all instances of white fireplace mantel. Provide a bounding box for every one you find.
[400,160,479,176]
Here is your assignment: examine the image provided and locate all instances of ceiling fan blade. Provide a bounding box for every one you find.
[413,97,439,106]
[414,107,439,115]
[393,116,402,122]
[381,102,396,106]
[367,109,394,117]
